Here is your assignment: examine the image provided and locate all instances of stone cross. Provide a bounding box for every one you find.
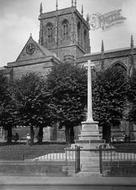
[87,60,95,122]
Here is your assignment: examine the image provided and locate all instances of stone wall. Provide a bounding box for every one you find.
[12,62,51,79]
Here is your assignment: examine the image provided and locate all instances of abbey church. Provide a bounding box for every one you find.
[1,1,136,141]
[3,1,91,80]
[2,1,136,80]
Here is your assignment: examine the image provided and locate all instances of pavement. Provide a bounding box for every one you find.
[0,175,136,186]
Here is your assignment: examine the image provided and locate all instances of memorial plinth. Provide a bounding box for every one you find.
[79,121,101,141]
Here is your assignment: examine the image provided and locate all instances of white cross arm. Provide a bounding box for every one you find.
[88,60,95,68]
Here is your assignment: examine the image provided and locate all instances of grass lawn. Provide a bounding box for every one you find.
[0,142,67,160]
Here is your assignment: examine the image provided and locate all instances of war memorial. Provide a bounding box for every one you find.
[1,2,136,189]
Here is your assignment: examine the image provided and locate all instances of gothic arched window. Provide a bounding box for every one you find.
[62,19,69,40]
[110,62,127,73]
[106,62,127,85]
[77,22,81,44]
[84,29,87,50]
[46,23,54,43]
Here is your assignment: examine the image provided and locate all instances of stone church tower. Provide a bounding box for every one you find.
[38,1,90,62]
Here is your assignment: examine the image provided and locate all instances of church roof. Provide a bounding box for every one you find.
[16,35,57,62]
[77,46,136,64]
[7,35,60,68]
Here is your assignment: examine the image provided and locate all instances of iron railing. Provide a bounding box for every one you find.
[99,145,136,176]
[1,144,136,176]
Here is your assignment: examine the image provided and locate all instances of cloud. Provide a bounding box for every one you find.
[122,0,136,35]
[0,0,135,66]
[0,13,38,65]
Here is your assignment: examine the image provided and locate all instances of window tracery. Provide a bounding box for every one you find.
[62,19,69,40]
[46,23,54,43]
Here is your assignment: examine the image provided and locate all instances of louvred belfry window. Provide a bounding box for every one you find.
[62,20,69,40]
[47,23,53,43]
[77,22,81,44]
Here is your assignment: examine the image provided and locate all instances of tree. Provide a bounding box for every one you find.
[128,69,136,123]
[93,65,128,142]
[0,73,16,143]
[13,73,51,144]
[46,62,87,144]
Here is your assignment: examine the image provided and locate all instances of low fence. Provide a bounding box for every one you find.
[33,148,75,162]
[0,145,78,175]
[33,146,80,173]
[1,143,136,176]
[66,145,136,175]
[99,146,136,176]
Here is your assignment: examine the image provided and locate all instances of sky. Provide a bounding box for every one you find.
[0,0,136,66]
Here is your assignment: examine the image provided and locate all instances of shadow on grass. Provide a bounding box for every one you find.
[0,141,68,160]
[0,141,67,146]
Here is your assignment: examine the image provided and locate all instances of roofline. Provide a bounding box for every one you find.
[92,46,133,55]
[7,56,57,68]
[77,46,136,63]
[75,9,90,29]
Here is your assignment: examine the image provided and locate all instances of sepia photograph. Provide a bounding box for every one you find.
[0,0,136,189]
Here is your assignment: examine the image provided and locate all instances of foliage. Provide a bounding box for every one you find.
[128,69,136,123]
[12,73,51,143]
[93,65,128,141]
[0,73,17,143]
[0,63,131,144]
[46,62,87,143]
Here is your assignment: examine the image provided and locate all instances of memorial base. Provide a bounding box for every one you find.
[78,120,101,141]
[75,120,104,176]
